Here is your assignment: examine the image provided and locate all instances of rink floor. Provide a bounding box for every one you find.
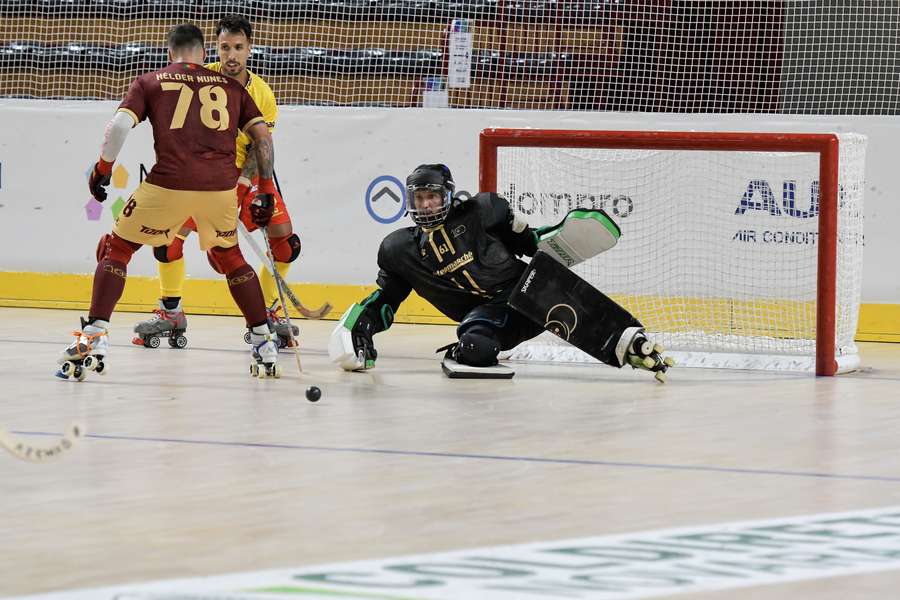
[2,306,900,599]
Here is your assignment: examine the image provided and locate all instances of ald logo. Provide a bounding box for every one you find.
[734,179,843,219]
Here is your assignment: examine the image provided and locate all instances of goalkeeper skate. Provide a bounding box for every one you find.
[56,318,109,381]
[249,327,281,379]
[621,328,675,383]
[132,300,188,349]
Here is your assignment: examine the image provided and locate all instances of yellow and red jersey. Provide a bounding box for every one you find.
[205,62,278,170]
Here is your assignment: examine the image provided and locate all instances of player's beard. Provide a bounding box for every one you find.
[223,63,244,78]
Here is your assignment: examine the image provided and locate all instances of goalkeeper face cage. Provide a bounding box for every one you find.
[405,164,455,227]
[407,183,452,227]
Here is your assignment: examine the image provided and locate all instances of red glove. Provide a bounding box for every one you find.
[249,177,277,228]
[88,158,114,202]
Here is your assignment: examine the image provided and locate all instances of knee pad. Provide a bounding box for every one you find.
[96,232,139,264]
[153,237,185,263]
[207,245,247,275]
[456,328,501,367]
[270,233,301,263]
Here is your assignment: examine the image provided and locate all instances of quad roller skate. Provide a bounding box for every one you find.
[249,327,281,379]
[624,330,675,383]
[56,319,109,381]
[132,300,188,349]
[243,301,298,349]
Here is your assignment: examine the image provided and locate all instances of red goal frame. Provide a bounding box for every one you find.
[479,128,842,376]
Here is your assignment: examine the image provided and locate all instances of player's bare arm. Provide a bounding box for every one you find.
[243,135,290,236]
[247,123,274,179]
[244,122,280,230]
[241,144,258,179]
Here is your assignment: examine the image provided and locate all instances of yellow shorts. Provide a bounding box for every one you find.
[113,182,238,251]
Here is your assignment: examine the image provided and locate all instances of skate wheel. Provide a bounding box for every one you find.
[639,340,654,356]
[664,356,676,367]
[271,364,282,379]
[169,335,188,349]
[96,360,107,375]
[61,361,76,377]
[654,370,667,383]
[642,356,655,369]
[653,343,665,354]
[74,366,86,382]
[147,336,161,349]
[250,362,259,377]
[243,331,252,345]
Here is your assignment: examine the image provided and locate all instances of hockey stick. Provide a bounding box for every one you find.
[262,226,303,374]
[237,222,332,319]
[0,423,84,462]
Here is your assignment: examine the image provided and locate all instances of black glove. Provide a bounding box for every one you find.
[250,193,274,228]
[351,312,378,368]
[88,161,113,202]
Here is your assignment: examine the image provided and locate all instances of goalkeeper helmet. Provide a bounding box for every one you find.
[406,164,455,227]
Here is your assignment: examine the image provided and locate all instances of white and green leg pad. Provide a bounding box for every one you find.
[536,208,621,268]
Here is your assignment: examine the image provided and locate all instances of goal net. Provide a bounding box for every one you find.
[1,2,898,113]
[482,129,866,375]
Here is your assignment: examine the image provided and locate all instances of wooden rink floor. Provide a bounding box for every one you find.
[2,306,900,599]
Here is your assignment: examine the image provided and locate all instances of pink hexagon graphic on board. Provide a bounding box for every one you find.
[85,198,104,221]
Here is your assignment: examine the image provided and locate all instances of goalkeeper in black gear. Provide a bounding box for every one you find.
[328,163,673,382]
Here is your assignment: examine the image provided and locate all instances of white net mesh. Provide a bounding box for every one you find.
[495,133,866,372]
[0,1,898,112]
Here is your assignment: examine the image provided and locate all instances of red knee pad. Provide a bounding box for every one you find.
[96,233,139,264]
[153,236,185,263]
[269,233,301,263]
[207,245,247,275]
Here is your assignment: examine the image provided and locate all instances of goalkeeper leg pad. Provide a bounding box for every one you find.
[535,208,621,268]
[509,250,642,367]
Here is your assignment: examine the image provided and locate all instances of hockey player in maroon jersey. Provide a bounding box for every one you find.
[57,24,282,380]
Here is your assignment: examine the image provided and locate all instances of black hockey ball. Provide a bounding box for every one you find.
[305,386,321,403]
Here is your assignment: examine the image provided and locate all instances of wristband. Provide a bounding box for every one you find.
[257,177,276,195]
[237,176,252,199]
[96,158,114,176]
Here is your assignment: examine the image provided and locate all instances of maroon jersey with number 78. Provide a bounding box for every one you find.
[117,62,265,192]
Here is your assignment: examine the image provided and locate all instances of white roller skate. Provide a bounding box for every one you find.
[249,325,281,379]
[56,318,110,381]
[132,299,188,349]
[618,327,675,383]
[243,300,299,349]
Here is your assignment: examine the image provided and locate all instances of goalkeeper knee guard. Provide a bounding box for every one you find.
[454,328,500,367]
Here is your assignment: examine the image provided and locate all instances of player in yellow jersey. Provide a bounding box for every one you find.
[133,15,301,349]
